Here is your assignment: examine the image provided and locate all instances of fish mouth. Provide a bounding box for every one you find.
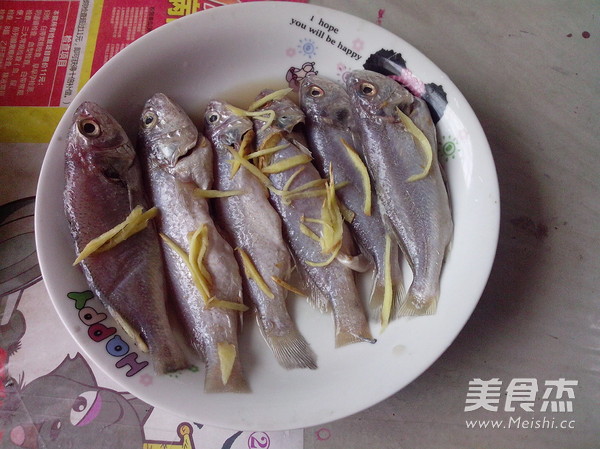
[170,140,196,166]
[220,121,253,149]
[156,125,198,167]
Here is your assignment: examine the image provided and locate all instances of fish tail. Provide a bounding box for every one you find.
[398,286,438,317]
[295,262,331,313]
[369,273,407,321]
[334,309,376,347]
[152,343,190,374]
[368,274,385,319]
[335,325,376,347]
[369,246,405,322]
[260,323,318,370]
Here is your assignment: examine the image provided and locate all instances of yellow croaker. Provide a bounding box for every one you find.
[73,205,158,265]
[395,106,433,182]
[160,225,248,312]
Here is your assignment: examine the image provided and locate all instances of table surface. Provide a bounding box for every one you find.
[1,1,598,448]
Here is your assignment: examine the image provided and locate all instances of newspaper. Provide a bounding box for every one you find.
[0,1,306,447]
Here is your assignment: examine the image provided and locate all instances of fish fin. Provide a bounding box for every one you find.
[398,292,438,317]
[294,261,331,313]
[368,272,385,319]
[336,252,372,272]
[257,318,317,370]
[391,279,407,319]
[368,240,406,325]
[306,285,331,314]
[368,269,406,321]
[335,327,376,347]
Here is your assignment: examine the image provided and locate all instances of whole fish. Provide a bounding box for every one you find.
[204,100,317,369]
[138,93,248,392]
[251,91,374,347]
[64,101,188,374]
[345,70,453,315]
[299,74,405,319]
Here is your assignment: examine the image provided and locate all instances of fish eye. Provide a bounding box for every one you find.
[141,111,158,129]
[308,85,324,97]
[78,119,101,137]
[360,82,376,96]
[206,111,220,124]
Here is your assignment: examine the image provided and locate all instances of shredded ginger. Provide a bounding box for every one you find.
[261,154,312,175]
[271,276,307,297]
[395,106,433,182]
[112,310,149,353]
[217,342,237,385]
[305,166,345,267]
[229,128,255,179]
[340,138,372,216]
[236,247,274,299]
[226,145,273,188]
[227,105,275,132]
[194,188,244,199]
[247,88,293,112]
[160,225,248,312]
[73,205,158,265]
[380,234,394,330]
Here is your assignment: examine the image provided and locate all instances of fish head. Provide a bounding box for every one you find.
[138,93,199,168]
[299,75,354,129]
[68,102,136,182]
[254,89,305,134]
[345,70,414,122]
[204,100,254,151]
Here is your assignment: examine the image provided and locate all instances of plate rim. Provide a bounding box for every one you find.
[35,1,500,431]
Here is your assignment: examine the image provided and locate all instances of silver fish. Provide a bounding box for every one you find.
[64,101,188,374]
[204,100,316,369]
[138,93,248,392]
[345,70,453,315]
[299,74,405,318]
[252,91,374,347]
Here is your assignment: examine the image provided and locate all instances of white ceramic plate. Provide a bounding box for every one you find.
[36,2,499,431]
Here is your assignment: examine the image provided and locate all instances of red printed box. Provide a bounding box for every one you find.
[0,2,79,106]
